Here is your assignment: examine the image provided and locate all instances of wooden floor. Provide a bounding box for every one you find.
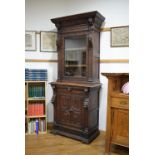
[25,131,129,155]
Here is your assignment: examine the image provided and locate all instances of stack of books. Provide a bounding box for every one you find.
[25,68,47,81]
[40,119,46,132]
[28,120,36,134]
[25,68,29,81]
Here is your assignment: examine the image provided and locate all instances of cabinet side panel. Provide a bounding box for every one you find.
[88,89,99,130]
[92,31,100,82]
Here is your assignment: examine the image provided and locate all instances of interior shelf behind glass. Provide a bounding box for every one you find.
[65,37,86,77]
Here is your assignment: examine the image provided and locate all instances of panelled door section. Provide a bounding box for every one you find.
[56,90,85,129]
[111,108,129,146]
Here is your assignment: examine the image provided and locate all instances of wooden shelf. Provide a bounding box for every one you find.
[28,97,45,101]
[25,131,47,135]
[25,81,46,83]
[111,92,129,98]
[27,115,46,118]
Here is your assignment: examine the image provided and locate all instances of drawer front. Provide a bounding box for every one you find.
[111,97,129,109]
[57,85,87,95]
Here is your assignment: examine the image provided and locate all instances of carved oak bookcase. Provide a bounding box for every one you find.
[50,11,105,143]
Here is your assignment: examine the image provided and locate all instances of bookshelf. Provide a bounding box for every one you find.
[25,81,47,135]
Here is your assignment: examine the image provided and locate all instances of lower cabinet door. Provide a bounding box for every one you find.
[111,108,129,146]
[56,89,85,129]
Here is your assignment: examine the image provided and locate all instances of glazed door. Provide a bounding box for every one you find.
[111,108,129,146]
[56,89,85,129]
[64,36,87,77]
[61,33,88,81]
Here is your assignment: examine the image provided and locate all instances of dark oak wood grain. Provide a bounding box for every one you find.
[50,11,105,143]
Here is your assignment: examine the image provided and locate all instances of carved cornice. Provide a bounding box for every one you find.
[51,11,105,32]
[55,23,61,30]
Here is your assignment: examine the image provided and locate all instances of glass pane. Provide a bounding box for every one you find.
[64,37,86,77]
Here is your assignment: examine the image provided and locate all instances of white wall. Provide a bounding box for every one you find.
[25,0,129,131]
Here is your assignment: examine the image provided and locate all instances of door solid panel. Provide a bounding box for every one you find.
[111,108,129,146]
[57,91,85,129]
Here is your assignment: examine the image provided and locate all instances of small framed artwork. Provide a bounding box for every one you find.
[25,31,36,51]
[111,26,129,47]
[40,31,57,52]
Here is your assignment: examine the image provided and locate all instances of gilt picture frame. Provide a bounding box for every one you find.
[111,26,129,47]
[25,31,36,51]
[40,31,57,52]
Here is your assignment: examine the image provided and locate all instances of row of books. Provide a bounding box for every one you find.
[28,103,44,116]
[28,86,45,98]
[28,119,46,134]
[25,68,47,81]
[40,119,46,132]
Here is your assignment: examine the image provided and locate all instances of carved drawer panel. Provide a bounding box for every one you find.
[57,86,87,95]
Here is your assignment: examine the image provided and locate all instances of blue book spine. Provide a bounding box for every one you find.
[35,119,39,135]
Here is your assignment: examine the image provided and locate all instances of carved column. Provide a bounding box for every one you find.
[83,87,89,134]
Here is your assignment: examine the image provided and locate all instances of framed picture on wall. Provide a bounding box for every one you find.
[25,31,36,51]
[40,31,57,52]
[111,26,129,47]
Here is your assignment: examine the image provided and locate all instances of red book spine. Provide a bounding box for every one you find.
[36,103,38,116]
[32,104,34,116]
[34,103,36,116]
[34,104,36,116]
[38,103,40,115]
[42,104,44,115]
[29,104,32,116]
[40,103,43,115]
[28,104,30,116]
[38,103,44,115]
[37,103,39,116]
